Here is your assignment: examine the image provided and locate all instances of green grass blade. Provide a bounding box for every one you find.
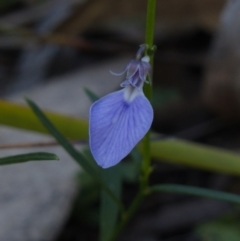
[26,98,99,176]
[84,88,122,240]
[0,152,58,165]
[150,184,240,205]
[0,100,88,139]
[84,88,99,102]
[100,166,121,241]
[130,147,142,171]
[150,139,240,176]
[26,98,124,211]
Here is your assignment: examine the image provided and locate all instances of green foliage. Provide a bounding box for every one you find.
[72,171,100,225]
[0,100,88,139]
[26,98,98,175]
[84,88,100,102]
[2,98,240,177]
[0,152,58,165]
[100,166,122,241]
[151,184,240,205]
[2,99,240,176]
[26,98,124,213]
[82,148,124,240]
[196,216,240,241]
[130,147,142,172]
[151,139,240,176]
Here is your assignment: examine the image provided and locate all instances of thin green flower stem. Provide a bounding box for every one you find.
[108,2,157,240]
[141,0,156,189]
[145,0,156,48]
[108,192,145,241]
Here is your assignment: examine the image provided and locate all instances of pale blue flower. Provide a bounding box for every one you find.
[89,45,153,168]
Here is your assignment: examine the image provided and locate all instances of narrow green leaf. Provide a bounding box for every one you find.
[84,88,99,102]
[83,148,125,241]
[150,139,240,176]
[0,152,58,165]
[100,166,121,241]
[0,100,88,139]
[26,98,98,176]
[130,147,142,171]
[120,162,138,182]
[150,184,240,205]
[26,98,124,211]
[82,148,101,174]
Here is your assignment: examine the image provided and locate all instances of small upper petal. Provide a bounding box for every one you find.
[139,61,151,81]
[126,60,139,79]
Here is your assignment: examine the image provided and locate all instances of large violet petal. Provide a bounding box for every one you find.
[89,89,153,168]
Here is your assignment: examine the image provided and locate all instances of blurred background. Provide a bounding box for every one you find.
[1,0,240,240]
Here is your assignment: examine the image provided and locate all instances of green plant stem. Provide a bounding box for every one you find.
[145,0,156,48]
[150,184,240,205]
[108,192,145,241]
[141,0,156,189]
[109,1,157,240]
